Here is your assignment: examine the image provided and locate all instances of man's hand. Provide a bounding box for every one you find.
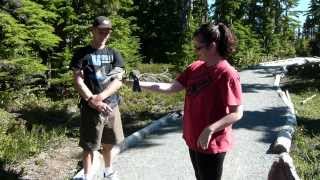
[88,95,113,114]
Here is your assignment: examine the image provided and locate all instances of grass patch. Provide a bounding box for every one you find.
[119,85,184,135]
[282,75,320,179]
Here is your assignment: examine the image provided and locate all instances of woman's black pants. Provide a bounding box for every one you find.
[189,149,226,180]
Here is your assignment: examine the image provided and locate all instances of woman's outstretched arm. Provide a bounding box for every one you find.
[132,80,185,94]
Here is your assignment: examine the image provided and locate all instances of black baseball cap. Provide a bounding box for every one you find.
[93,16,112,29]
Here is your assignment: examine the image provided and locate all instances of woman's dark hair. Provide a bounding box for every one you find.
[193,22,237,57]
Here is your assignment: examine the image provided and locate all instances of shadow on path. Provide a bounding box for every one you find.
[234,106,288,144]
[127,106,289,151]
[242,83,276,93]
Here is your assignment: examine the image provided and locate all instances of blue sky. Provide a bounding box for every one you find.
[208,0,310,25]
[293,0,310,25]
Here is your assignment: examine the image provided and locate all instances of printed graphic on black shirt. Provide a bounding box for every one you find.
[70,46,124,108]
[84,53,115,92]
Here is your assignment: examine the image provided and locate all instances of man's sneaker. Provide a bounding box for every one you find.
[74,173,92,180]
[104,170,119,180]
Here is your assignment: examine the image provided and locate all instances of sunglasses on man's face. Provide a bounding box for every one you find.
[97,28,112,34]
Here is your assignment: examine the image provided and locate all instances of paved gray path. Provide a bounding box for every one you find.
[113,59,319,180]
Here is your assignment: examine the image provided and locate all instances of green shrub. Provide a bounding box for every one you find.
[295,38,312,57]
[0,109,14,135]
[0,108,67,163]
[232,22,263,68]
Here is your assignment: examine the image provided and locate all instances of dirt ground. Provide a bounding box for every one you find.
[8,138,82,180]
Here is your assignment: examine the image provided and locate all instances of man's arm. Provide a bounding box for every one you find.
[95,68,125,101]
[73,69,110,113]
[73,69,93,101]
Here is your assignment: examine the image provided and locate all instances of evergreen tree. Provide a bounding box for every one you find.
[210,0,298,65]
[309,0,320,32]
[302,0,320,56]
[212,0,243,26]
[30,0,140,88]
[232,22,262,67]
[192,0,208,23]
[0,0,60,89]
[133,0,191,64]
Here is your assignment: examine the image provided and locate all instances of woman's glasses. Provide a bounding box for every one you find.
[194,44,206,51]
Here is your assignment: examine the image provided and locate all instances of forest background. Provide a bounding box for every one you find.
[0,0,319,178]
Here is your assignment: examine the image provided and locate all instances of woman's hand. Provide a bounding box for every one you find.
[197,127,214,150]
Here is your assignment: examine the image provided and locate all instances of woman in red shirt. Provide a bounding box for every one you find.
[136,22,243,180]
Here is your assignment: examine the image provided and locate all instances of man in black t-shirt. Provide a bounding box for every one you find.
[70,16,124,180]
